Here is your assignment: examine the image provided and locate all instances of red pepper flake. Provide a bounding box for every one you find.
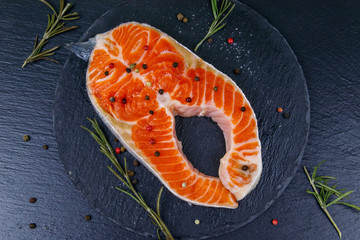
[272,219,278,225]
[149,139,156,145]
[227,38,234,44]
[109,63,115,68]
[146,125,152,131]
[277,107,283,113]
[144,45,149,50]
[115,147,121,154]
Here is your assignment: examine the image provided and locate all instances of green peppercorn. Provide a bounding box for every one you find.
[213,86,218,91]
[128,170,135,177]
[129,63,136,69]
[134,68,139,73]
[23,135,30,142]
[145,95,150,100]
[177,13,184,21]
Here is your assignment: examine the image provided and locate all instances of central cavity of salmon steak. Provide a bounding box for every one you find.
[86,22,262,209]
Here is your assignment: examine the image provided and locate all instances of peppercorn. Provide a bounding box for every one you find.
[173,62,178,68]
[277,107,283,113]
[126,68,131,73]
[207,38,213,44]
[129,63,136,69]
[29,223,36,229]
[182,182,187,188]
[158,89,164,95]
[194,219,200,225]
[186,97,192,102]
[241,107,246,112]
[128,170,135,177]
[242,165,249,171]
[283,112,290,119]
[213,86,218,91]
[29,197,37,203]
[142,64,147,69]
[272,219,278,225]
[133,160,140,167]
[144,45,149,50]
[149,110,154,115]
[234,68,241,75]
[23,135,30,142]
[109,63,115,68]
[194,76,200,81]
[43,145,49,150]
[146,81,152,87]
[122,98,127,104]
[132,178,138,185]
[145,95,150,100]
[155,151,160,157]
[120,146,126,153]
[115,147,121,154]
[110,97,115,102]
[104,71,109,76]
[114,137,119,142]
[84,215,92,221]
[177,13,184,21]
[146,125,152,131]
[149,139,156,145]
[183,17,189,23]
[134,68,139,73]
[227,38,234,44]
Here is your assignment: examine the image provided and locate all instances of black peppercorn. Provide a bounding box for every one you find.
[84,215,92,221]
[43,145,49,150]
[133,160,140,167]
[23,135,30,142]
[234,68,241,75]
[142,64,147,69]
[155,151,160,157]
[242,165,249,171]
[132,178,138,185]
[126,68,131,73]
[149,110,154,115]
[158,89,164,95]
[145,95,150,100]
[241,107,246,112]
[283,112,290,119]
[173,62,178,68]
[110,97,115,102]
[122,98,127,104]
[29,223,36,229]
[104,71,109,76]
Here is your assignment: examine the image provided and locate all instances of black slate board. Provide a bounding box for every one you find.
[53,0,310,238]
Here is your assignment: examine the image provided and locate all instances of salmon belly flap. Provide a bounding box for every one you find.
[86,22,262,209]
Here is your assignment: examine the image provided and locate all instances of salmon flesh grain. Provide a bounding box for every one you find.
[86,22,262,209]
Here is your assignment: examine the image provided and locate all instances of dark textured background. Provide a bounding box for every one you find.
[0,0,359,239]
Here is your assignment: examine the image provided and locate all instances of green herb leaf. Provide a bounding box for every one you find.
[304,163,360,239]
[82,118,174,240]
[22,0,80,68]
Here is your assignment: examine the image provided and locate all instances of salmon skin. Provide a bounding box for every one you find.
[86,22,262,209]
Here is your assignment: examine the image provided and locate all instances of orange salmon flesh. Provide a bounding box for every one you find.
[86,22,262,209]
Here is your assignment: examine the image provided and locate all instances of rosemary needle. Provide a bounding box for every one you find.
[22,0,80,68]
[82,118,174,240]
[304,161,360,239]
[195,0,235,51]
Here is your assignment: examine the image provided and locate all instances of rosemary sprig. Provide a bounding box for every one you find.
[194,0,235,51]
[22,0,79,68]
[82,118,174,240]
[304,161,360,239]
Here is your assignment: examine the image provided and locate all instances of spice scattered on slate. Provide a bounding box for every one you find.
[120,146,126,153]
[272,219,278,225]
[133,160,140,167]
[155,151,160,157]
[128,170,135,177]
[207,38,213,44]
[23,135,30,142]
[132,178,138,185]
[110,97,115,102]
[241,107,246,112]
[227,37,234,44]
[84,215,92,221]
[29,223,36,229]
[29,197,37,203]
[277,107,283,113]
[114,137,119,142]
[242,165,249,171]
[234,68,241,75]
[43,145,49,150]
[176,13,184,21]
[283,112,290,119]
[126,68,131,73]
[194,219,200,225]
[115,147,121,154]
[183,17,189,23]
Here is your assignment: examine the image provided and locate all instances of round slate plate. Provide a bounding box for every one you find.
[53,0,310,239]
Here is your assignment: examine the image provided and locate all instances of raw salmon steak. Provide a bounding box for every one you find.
[86,22,262,209]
